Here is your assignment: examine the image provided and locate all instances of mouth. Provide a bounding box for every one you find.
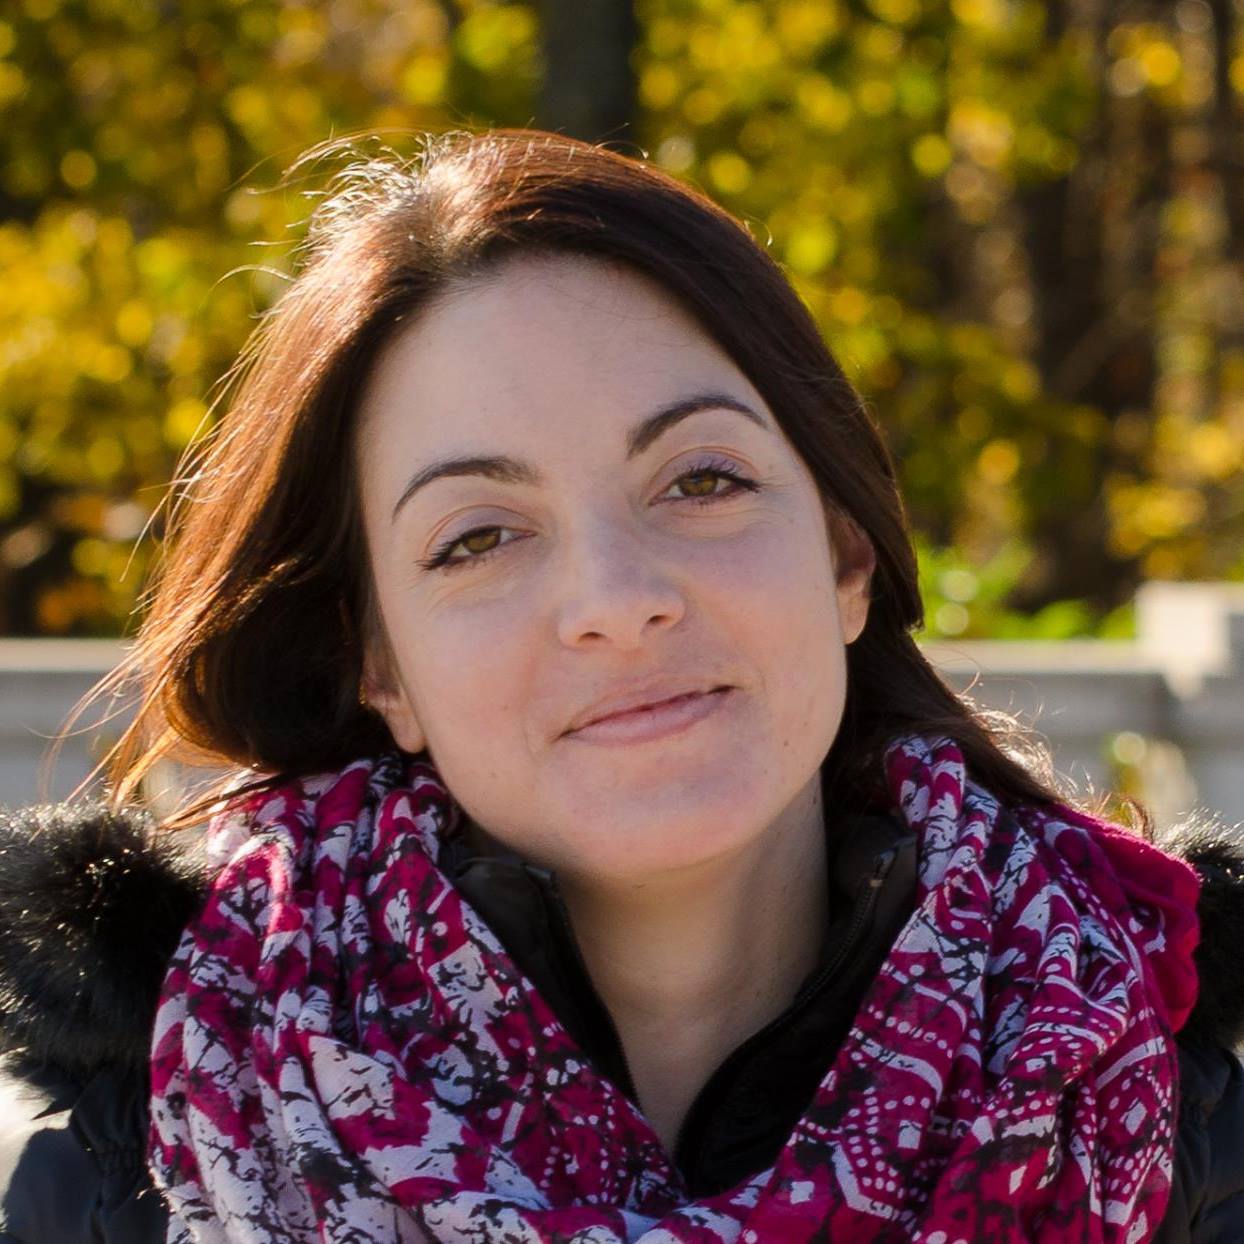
[563,686,734,746]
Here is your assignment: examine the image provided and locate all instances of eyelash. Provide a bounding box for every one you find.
[417,457,761,573]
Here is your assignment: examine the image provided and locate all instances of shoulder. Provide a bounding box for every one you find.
[1153,814,1244,1242]
[1160,1039,1244,1243]
[0,1055,169,1243]
[0,800,210,1076]
[0,801,208,1243]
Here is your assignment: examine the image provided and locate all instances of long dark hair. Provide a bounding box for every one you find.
[98,128,1071,824]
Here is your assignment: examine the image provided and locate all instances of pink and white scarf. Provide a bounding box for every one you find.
[148,734,1201,1242]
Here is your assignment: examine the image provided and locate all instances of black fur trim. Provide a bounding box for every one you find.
[0,801,209,1075]
[1158,812,1244,1051]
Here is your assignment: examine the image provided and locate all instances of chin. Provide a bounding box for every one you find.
[555,789,776,884]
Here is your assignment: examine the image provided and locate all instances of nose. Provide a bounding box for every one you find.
[553,518,686,649]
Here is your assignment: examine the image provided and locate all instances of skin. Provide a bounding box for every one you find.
[355,251,875,1149]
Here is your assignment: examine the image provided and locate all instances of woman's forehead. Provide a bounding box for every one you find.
[355,253,764,454]
[396,251,718,369]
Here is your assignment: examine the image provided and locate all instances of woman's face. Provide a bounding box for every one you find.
[354,252,874,885]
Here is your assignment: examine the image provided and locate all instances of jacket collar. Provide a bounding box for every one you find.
[442,810,920,1193]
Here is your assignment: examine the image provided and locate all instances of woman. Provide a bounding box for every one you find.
[1,128,1242,1242]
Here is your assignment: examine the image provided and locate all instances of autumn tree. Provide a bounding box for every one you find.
[1,0,1241,640]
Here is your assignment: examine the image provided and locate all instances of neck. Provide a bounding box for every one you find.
[558,777,829,1152]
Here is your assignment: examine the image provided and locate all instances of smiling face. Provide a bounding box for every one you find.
[354,252,874,886]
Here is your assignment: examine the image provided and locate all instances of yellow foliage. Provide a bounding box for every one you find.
[225,84,268,129]
[830,286,870,325]
[912,133,953,177]
[401,52,449,104]
[189,124,228,166]
[951,0,1004,28]
[949,100,1013,168]
[706,150,750,194]
[275,5,327,67]
[0,471,16,521]
[999,361,1038,403]
[977,439,1020,485]
[687,23,721,71]
[51,493,107,533]
[456,5,538,71]
[1110,482,1207,548]
[114,300,152,346]
[866,0,919,24]
[86,436,124,480]
[1138,40,1180,88]
[784,222,838,275]
[640,62,680,109]
[774,2,841,57]
[168,334,204,377]
[87,344,132,384]
[796,75,852,132]
[22,0,59,23]
[95,217,132,257]
[683,86,726,125]
[738,115,777,156]
[0,61,28,107]
[280,86,321,129]
[164,397,208,450]
[59,149,96,189]
[1185,423,1243,482]
[956,406,989,439]
[856,79,895,116]
[646,17,683,58]
[860,24,904,61]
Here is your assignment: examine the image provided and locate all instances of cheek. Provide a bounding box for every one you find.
[709,518,847,738]
[705,513,843,641]
[394,594,561,858]
[397,588,539,759]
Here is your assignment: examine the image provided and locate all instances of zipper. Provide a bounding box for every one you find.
[670,843,899,1163]
[802,845,897,994]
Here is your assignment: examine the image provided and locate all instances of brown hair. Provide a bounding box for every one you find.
[98,128,1070,824]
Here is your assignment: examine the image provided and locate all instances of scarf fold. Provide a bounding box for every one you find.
[148,734,1201,1242]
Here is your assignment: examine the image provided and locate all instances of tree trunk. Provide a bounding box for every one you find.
[1012,0,1168,611]
[1208,0,1244,262]
[535,0,637,144]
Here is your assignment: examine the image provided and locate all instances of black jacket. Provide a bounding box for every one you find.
[1,799,1243,1242]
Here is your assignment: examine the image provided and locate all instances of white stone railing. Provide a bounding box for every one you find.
[2,581,1241,829]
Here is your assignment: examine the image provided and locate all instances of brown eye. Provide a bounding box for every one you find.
[418,524,518,571]
[666,461,758,505]
[677,471,722,498]
[462,529,501,554]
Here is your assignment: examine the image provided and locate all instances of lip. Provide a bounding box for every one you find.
[563,687,734,746]
[564,680,731,733]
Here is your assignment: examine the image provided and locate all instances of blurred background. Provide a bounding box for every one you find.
[1,0,1242,822]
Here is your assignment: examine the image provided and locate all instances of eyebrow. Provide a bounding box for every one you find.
[389,391,769,523]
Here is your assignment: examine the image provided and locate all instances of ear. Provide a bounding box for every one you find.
[829,512,876,646]
[360,632,427,755]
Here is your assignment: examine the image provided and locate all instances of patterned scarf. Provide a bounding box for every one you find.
[148,734,1201,1242]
